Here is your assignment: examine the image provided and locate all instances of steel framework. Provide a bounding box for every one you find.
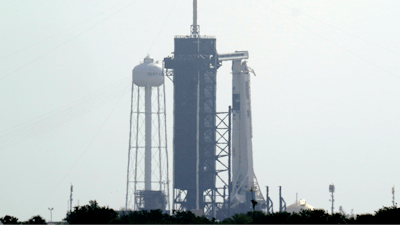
[279,186,286,212]
[214,108,231,219]
[265,186,274,214]
[125,82,170,211]
[164,35,221,218]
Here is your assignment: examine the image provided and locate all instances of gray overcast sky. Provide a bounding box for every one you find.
[1,0,400,221]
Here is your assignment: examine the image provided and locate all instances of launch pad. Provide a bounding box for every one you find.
[163,0,266,219]
[164,34,221,217]
[126,0,268,219]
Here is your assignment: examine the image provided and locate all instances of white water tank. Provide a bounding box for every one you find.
[132,56,164,87]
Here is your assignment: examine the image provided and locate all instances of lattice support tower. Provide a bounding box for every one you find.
[125,56,170,212]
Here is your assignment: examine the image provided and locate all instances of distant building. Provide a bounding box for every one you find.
[286,199,314,213]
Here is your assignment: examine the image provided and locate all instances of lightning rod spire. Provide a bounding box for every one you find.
[191,0,199,36]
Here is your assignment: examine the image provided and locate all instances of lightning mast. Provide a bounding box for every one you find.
[192,0,199,36]
[279,186,286,212]
[265,186,273,214]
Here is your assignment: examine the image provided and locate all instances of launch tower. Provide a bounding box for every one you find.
[164,0,220,216]
[164,0,266,218]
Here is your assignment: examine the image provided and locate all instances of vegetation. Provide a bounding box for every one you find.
[0,215,46,224]
[3,202,400,224]
[25,215,47,224]
[64,200,118,224]
[0,215,19,224]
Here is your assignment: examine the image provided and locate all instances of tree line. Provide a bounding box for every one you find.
[2,200,399,224]
[0,215,46,224]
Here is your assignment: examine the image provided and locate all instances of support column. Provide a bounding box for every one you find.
[145,85,152,190]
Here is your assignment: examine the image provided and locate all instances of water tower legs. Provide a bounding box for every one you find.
[145,85,152,191]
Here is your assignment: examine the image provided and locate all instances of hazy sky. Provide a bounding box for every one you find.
[1,0,400,221]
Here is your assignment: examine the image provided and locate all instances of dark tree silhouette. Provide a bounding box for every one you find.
[24,215,46,224]
[0,215,19,224]
[59,202,400,224]
[118,209,170,224]
[64,200,118,224]
[374,206,400,224]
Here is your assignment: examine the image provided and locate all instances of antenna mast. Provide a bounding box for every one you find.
[191,0,199,36]
[70,184,73,212]
[329,184,335,214]
[393,186,396,207]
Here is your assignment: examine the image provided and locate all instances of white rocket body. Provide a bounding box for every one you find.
[231,59,264,207]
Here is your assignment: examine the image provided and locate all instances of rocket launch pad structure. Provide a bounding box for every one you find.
[164,0,265,218]
[164,34,220,216]
[164,1,229,217]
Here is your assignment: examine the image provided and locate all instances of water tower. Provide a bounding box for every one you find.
[125,56,170,211]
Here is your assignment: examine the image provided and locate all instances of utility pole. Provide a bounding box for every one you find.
[329,184,335,214]
[70,184,73,212]
[392,186,396,207]
[48,207,53,222]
